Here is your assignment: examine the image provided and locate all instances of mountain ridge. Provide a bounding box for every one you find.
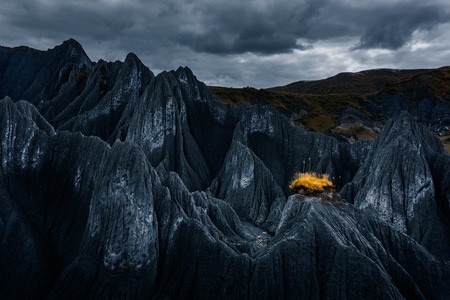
[1,39,450,299]
[270,67,442,94]
[210,66,450,151]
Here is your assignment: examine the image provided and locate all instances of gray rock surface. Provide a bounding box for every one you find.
[1,39,450,299]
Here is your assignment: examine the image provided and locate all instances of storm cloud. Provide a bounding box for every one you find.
[1,0,450,87]
[351,2,449,50]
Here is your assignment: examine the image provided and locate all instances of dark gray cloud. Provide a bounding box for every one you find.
[351,2,449,50]
[0,0,450,87]
[173,0,326,54]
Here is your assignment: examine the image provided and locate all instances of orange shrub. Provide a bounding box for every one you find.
[289,172,334,195]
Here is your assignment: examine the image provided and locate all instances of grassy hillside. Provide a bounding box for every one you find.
[209,66,450,151]
[209,86,376,137]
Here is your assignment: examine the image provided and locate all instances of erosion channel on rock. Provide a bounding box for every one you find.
[1,39,450,299]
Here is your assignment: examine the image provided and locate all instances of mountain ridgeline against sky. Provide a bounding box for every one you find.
[1,39,450,299]
[210,66,450,151]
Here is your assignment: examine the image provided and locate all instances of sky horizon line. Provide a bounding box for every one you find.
[1,0,450,88]
[3,37,449,89]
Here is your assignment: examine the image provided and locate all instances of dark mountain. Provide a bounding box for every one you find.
[210,67,450,151]
[270,68,430,95]
[1,39,450,299]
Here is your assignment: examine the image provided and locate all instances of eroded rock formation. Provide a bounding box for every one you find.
[1,39,449,299]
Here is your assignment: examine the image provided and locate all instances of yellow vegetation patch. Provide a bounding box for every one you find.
[289,172,334,195]
[303,114,335,133]
[439,136,450,154]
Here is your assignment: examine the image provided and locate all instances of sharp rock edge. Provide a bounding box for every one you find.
[1,39,450,299]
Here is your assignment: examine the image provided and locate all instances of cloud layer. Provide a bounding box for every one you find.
[1,0,450,87]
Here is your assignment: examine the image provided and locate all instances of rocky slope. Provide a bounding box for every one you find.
[1,39,450,299]
[210,67,450,150]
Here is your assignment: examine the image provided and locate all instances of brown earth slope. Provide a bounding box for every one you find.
[209,67,450,152]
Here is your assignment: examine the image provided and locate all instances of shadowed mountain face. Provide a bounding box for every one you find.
[1,39,450,299]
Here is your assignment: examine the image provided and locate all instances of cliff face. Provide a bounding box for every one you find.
[1,39,450,299]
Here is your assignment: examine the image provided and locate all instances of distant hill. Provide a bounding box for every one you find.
[210,66,450,151]
[270,68,429,94]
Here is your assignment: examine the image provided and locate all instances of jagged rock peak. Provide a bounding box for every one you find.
[1,39,450,299]
[376,110,446,153]
[124,52,140,63]
[174,66,196,82]
[60,38,86,53]
[121,51,155,82]
[48,38,92,68]
[340,110,450,259]
[124,52,150,72]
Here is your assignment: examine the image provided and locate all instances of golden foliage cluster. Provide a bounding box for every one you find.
[289,172,334,195]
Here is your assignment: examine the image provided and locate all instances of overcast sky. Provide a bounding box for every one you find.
[1,0,450,88]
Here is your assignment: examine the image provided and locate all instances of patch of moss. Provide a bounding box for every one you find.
[439,136,450,154]
[303,114,335,133]
[444,144,450,154]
